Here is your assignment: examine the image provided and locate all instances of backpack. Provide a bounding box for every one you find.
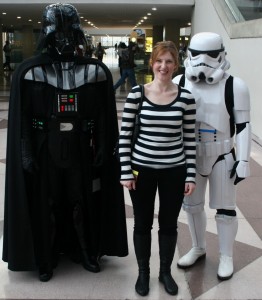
[121,49,129,62]
[97,49,103,55]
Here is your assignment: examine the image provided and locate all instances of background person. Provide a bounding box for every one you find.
[3,40,12,71]
[85,44,94,58]
[114,41,137,90]
[118,41,196,296]
[95,42,106,61]
[117,42,127,77]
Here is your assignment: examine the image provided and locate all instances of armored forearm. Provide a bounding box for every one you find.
[230,77,251,183]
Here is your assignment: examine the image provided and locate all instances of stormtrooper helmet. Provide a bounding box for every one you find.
[41,3,86,57]
[185,32,230,84]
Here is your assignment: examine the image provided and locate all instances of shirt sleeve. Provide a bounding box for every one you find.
[182,88,196,183]
[119,86,141,181]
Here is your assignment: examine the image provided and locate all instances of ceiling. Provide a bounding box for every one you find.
[0,2,194,32]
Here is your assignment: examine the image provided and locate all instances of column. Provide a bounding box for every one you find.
[22,25,34,59]
[0,19,3,78]
[152,25,164,45]
[164,19,181,47]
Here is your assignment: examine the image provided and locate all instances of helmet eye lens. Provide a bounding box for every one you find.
[190,50,200,57]
[190,49,223,58]
[207,51,220,58]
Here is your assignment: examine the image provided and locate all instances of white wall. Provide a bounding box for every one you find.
[192,0,262,144]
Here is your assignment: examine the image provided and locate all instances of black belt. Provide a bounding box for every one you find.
[32,118,94,133]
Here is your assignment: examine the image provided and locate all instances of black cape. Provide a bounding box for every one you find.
[3,53,128,271]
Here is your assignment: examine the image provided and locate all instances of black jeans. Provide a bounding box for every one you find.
[130,164,186,236]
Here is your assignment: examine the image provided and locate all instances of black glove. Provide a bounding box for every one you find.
[230,161,244,185]
[21,139,38,173]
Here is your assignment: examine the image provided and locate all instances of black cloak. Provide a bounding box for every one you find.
[2,53,128,271]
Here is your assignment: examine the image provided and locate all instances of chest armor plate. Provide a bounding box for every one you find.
[185,79,230,133]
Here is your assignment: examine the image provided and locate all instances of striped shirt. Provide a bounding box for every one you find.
[119,84,196,182]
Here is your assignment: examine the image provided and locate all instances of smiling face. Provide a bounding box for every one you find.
[152,51,177,82]
[149,41,179,82]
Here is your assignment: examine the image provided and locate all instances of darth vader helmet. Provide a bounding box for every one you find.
[184,32,230,84]
[40,3,86,57]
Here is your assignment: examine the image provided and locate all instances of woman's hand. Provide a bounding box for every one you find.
[120,180,136,190]
[184,182,196,196]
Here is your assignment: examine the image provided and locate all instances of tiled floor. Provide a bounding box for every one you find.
[0,48,261,300]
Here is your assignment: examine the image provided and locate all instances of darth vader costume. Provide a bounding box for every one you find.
[3,3,128,281]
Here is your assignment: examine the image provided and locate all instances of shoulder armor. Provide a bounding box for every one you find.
[24,62,107,90]
[233,76,250,111]
[172,74,183,85]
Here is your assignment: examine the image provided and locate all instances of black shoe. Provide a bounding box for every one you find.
[135,273,149,296]
[38,265,53,282]
[82,251,100,273]
[159,273,178,295]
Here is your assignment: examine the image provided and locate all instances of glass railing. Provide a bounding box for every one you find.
[225,0,262,22]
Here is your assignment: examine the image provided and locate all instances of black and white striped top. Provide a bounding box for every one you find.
[119,84,196,183]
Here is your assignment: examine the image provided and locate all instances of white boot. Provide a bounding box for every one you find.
[217,255,233,280]
[177,247,206,268]
[216,214,238,280]
[177,211,207,268]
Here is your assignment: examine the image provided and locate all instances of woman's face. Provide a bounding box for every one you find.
[152,51,176,82]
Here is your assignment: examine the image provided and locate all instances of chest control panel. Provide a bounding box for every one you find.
[56,92,78,115]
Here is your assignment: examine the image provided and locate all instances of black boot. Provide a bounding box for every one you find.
[158,233,178,295]
[38,263,53,282]
[134,233,151,296]
[81,250,100,273]
[73,204,100,273]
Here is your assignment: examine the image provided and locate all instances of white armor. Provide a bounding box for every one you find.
[173,32,251,280]
[184,32,230,84]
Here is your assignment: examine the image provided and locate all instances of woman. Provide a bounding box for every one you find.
[118,41,196,296]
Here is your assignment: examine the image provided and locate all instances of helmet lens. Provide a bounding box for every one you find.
[190,49,223,58]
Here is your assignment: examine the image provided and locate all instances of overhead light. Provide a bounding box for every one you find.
[134,8,154,28]
[2,12,6,15]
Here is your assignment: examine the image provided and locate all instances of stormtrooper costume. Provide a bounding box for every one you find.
[173,32,251,280]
